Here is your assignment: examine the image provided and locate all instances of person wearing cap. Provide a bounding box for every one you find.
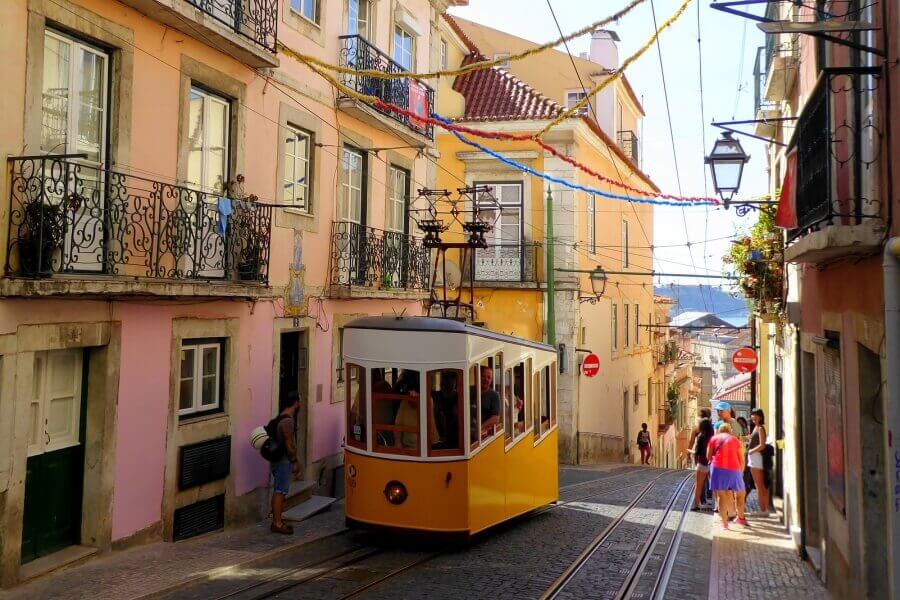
[713,401,744,438]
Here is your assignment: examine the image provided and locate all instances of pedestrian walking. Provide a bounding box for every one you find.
[636,423,652,465]
[747,408,771,515]
[268,391,302,534]
[691,417,714,511]
[707,422,748,529]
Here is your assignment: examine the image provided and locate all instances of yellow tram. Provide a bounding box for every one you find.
[342,316,559,537]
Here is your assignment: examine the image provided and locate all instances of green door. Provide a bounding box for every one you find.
[21,350,86,564]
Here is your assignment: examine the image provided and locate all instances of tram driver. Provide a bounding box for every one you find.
[470,365,501,440]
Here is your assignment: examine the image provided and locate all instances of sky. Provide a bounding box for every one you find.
[448,0,769,293]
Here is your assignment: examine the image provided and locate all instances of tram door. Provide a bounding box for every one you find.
[279,331,309,471]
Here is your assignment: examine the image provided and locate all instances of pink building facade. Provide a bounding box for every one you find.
[0,0,453,586]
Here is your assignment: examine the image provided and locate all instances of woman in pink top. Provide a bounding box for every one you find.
[706,423,748,529]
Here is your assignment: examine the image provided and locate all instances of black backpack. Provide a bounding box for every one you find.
[260,414,290,462]
[762,443,775,470]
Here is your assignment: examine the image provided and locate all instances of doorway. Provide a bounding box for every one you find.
[775,374,784,498]
[21,349,87,564]
[800,350,822,562]
[279,331,309,470]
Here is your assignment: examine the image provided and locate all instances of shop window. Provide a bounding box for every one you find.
[346,364,366,449]
[428,369,463,456]
[371,368,421,455]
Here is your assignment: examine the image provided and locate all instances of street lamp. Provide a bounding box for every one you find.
[705,132,750,207]
[580,266,608,304]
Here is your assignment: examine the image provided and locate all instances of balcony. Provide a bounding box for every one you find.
[753,46,781,139]
[4,155,273,297]
[616,130,639,166]
[117,0,278,68]
[785,68,884,264]
[329,222,431,299]
[472,242,540,285]
[762,33,800,104]
[337,35,435,143]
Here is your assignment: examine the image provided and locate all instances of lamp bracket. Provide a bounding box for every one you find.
[712,118,798,147]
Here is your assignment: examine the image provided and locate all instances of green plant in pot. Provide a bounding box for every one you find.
[17,200,65,277]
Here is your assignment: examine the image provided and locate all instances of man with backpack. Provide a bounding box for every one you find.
[637,423,652,465]
[265,391,302,534]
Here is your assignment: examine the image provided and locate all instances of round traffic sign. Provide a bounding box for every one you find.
[582,353,600,377]
[732,347,759,373]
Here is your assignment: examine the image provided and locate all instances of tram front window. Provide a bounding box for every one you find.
[346,364,366,449]
[428,369,463,455]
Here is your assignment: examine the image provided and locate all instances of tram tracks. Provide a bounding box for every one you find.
[540,471,695,600]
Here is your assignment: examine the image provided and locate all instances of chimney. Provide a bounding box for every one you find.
[589,29,620,69]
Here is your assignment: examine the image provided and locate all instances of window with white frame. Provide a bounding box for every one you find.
[440,38,448,69]
[347,0,373,39]
[187,86,230,193]
[475,182,524,281]
[291,0,318,23]
[178,339,225,417]
[340,147,365,224]
[624,303,630,347]
[283,124,312,211]
[494,52,511,68]
[587,195,596,253]
[566,90,587,111]
[622,219,630,268]
[612,303,618,350]
[386,166,409,232]
[393,26,414,70]
[42,29,109,164]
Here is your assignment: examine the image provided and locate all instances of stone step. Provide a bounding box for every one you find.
[284,479,316,510]
[283,496,337,523]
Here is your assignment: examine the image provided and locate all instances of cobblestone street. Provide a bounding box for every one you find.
[0,465,827,600]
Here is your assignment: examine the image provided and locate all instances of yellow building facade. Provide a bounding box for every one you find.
[434,16,659,464]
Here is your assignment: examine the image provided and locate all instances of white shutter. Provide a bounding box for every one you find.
[30,349,83,456]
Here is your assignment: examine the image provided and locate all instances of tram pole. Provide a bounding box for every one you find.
[546,186,556,347]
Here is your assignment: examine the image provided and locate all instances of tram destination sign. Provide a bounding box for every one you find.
[582,354,600,378]
[732,347,759,373]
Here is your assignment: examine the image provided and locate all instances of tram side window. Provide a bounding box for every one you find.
[347,364,366,449]
[371,368,423,455]
[478,356,502,441]
[504,367,514,442]
[428,369,463,455]
[469,364,479,449]
[541,366,551,435]
[550,363,557,428]
[532,369,541,435]
[513,362,527,436]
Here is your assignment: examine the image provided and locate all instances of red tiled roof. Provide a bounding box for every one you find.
[452,53,563,122]
[442,14,479,54]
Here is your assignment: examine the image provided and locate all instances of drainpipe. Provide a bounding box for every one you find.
[546,186,556,347]
[884,237,900,600]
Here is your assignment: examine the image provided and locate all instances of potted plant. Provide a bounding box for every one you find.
[17,200,65,277]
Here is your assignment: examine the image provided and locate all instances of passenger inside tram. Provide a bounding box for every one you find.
[513,363,526,435]
[470,365,501,441]
[432,370,460,450]
[392,370,423,450]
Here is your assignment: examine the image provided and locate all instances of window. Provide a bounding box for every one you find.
[504,367,514,443]
[469,364,480,450]
[634,384,640,407]
[371,368,422,455]
[188,86,230,193]
[566,90,587,111]
[428,369,463,456]
[440,39,448,69]
[612,303,618,350]
[291,0,317,23]
[532,368,541,435]
[474,183,524,281]
[346,364,366,449]
[469,356,502,448]
[393,26,414,71]
[283,125,312,211]
[178,339,224,417]
[386,166,409,232]
[622,220,630,268]
[493,52,511,68]
[635,304,640,345]
[42,29,108,164]
[539,366,551,435]
[587,195,596,253]
[624,304,630,348]
[340,147,365,224]
[347,0,373,39]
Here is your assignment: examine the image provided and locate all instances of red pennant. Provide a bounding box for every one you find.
[775,151,798,229]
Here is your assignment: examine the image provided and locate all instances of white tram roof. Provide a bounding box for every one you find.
[343,316,555,368]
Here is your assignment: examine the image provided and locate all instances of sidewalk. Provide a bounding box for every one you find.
[0,502,346,600]
[708,496,829,600]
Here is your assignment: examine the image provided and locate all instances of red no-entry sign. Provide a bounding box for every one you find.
[582,354,600,377]
[732,347,759,373]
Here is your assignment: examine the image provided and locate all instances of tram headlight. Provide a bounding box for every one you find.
[383,480,408,505]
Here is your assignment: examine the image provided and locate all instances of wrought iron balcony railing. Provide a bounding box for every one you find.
[473,242,539,283]
[185,0,278,53]
[330,221,430,292]
[338,35,435,139]
[791,67,881,238]
[6,155,272,283]
[616,130,639,165]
